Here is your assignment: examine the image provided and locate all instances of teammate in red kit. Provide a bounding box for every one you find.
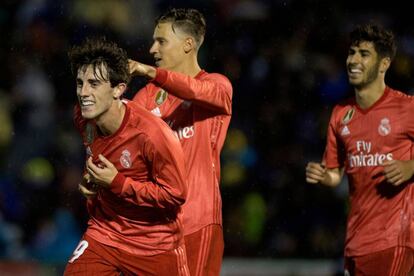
[306,24,414,275]
[129,8,232,276]
[64,37,189,275]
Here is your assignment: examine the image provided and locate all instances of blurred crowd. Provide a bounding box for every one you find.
[1,0,414,269]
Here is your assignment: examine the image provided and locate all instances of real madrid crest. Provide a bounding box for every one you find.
[155,89,168,105]
[342,107,355,125]
[120,149,132,168]
[85,123,95,144]
[378,118,391,136]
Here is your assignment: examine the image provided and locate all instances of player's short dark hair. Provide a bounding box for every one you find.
[68,37,130,87]
[350,24,397,61]
[156,8,206,48]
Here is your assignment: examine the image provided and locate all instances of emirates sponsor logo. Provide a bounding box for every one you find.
[173,126,195,140]
[120,150,132,168]
[348,140,393,167]
[378,118,391,136]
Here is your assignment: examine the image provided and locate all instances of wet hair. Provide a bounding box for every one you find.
[68,37,130,87]
[349,24,397,61]
[156,8,206,49]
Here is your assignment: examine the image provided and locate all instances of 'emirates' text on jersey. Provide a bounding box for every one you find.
[133,68,233,235]
[74,100,187,256]
[324,87,414,256]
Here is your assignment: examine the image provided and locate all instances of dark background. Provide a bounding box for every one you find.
[1,0,414,273]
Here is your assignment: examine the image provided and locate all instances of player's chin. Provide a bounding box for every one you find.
[154,60,162,67]
[81,110,96,119]
[348,78,365,88]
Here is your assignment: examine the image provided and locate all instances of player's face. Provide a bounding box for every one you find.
[76,65,115,120]
[346,41,381,89]
[150,22,187,70]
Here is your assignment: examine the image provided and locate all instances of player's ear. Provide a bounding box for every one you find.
[379,57,391,73]
[183,37,195,53]
[113,83,127,99]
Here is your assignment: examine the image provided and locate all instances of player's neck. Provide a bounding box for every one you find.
[96,101,126,136]
[354,80,386,110]
[174,55,202,77]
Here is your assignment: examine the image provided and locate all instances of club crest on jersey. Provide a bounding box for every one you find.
[85,123,95,144]
[342,108,355,124]
[155,89,168,105]
[378,118,391,136]
[120,150,132,168]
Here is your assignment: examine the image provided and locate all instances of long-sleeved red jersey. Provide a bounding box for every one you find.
[324,87,414,257]
[74,100,187,256]
[133,68,233,235]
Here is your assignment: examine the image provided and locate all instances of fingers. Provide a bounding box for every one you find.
[87,156,98,170]
[384,167,400,180]
[80,173,91,185]
[384,169,403,185]
[306,177,320,184]
[382,159,395,167]
[383,161,404,186]
[87,156,107,175]
[78,183,97,199]
[305,162,326,184]
[83,173,91,182]
[98,154,113,168]
[85,155,115,188]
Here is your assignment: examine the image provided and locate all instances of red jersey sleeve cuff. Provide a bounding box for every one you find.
[152,68,168,86]
[110,172,126,195]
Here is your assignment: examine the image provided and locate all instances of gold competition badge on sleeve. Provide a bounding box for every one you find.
[342,107,355,125]
[155,89,168,105]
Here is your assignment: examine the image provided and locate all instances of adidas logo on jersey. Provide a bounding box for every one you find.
[151,107,162,117]
[341,126,350,136]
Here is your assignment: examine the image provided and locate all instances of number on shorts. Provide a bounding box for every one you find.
[68,240,89,263]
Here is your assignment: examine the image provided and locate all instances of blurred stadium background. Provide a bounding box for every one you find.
[1,0,413,275]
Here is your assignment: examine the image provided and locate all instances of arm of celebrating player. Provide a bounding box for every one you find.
[87,137,187,209]
[129,59,232,114]
[112,134,187,209]
[306,162,344,187]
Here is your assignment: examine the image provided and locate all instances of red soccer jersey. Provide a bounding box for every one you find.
[133,68,233,235]
[324,87,414,257]
[73,100,187,256]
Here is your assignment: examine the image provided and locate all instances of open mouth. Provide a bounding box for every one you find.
[154,57,162,65]
[79,99,95,110]
[348,68,362,77]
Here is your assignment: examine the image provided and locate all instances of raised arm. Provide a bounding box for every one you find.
[129,59,232,114]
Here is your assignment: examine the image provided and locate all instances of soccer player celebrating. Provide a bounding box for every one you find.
[306,24,414,275]
[64,37,189,275]
[129,8,233,276]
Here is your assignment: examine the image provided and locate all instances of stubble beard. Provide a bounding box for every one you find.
[352,60,380,90]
